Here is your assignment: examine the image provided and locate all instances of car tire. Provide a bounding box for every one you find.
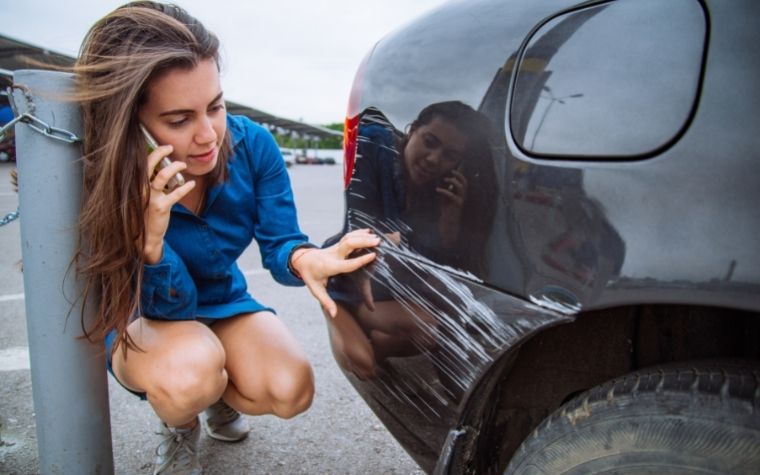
[505,360,760,475]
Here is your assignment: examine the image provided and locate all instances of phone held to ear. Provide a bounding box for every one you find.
[140,124,185,193]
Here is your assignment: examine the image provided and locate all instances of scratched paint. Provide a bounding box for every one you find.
[325,106,578,466]
[335,232,572,417]
[327,231,574,467]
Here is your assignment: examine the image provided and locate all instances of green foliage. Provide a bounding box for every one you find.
[318,123,344,149]
[272,122,344,150]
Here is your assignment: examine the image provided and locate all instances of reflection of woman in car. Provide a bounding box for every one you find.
[328,101,498,379]
[348,101,496,271]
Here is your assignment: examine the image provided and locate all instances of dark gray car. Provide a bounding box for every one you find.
[325,0,760,473]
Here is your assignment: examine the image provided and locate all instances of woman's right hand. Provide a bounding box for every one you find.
[143,145,195,264]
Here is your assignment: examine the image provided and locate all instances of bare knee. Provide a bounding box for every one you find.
[149,336,227,417]
[268,358,315,419]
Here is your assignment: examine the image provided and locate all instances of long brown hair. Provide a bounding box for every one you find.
[73,1,231,354]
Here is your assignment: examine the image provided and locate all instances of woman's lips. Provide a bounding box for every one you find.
[189,148,216,163]
[414,163,435,183]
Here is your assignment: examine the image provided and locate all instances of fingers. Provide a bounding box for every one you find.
[337,229,381,256]
[146,144,174,174]
[360,276,375,312]
[450,169,466,181]
[341,251,377,273]
[151,162,187,195]
[305,279,338,318]
[163,179,196,201]
[385,231,401,246]
[437,173,467,202]
[146,145,187,194]
[298,230,381,317]
[148,171,195,213]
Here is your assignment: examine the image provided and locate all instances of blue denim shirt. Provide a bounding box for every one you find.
[140,114,309,320]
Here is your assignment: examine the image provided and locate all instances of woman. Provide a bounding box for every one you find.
[73,2,379,474]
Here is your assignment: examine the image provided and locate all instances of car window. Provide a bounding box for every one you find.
[510,0,706,158]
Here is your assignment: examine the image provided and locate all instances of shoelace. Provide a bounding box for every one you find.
[155,429,197,473]
[208,401,239,425]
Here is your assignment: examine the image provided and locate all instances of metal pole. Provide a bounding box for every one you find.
[13,69,114,474]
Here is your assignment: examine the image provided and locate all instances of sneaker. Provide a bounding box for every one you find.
[204,399,250,442]
[153,418,202,475]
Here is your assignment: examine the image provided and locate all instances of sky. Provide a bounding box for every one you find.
[1,0,447,125]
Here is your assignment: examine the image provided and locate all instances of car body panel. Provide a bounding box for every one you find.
[328,0,760,471]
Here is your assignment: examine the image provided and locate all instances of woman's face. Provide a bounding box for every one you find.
[403,116,468,187]
[138,58,226,179]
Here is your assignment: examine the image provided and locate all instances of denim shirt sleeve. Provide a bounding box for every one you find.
[140,241,198,319]
[246,125,310,287]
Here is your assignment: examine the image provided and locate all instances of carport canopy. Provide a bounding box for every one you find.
[0,34,340,141]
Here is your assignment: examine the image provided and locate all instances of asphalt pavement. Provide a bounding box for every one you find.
[0,161,423,474]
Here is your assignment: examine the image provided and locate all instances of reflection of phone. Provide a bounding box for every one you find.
[140,124,185,193]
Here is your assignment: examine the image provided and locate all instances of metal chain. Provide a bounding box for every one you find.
[0,112,81,144]
[0,85,82,227]
[1,83,82,143]
[0,209,19,226]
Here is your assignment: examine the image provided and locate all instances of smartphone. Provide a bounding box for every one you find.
[140,124,185,193]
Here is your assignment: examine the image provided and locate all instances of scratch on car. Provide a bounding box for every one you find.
[348,214,573,418]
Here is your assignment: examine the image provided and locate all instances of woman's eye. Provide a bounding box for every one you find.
[210,104,225,113]
[423,134,439,148]
[168,118,187,128]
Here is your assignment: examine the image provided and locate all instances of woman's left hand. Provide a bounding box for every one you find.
[291,229,381,318]
[436,169,468,247]
[436,168,468,208]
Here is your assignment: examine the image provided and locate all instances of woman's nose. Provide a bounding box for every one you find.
[195,118,217,144]
[423,149,443,166]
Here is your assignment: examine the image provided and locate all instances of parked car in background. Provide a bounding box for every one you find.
[279,148,296,167]
[293,154,337,165]
[326,0,760,473]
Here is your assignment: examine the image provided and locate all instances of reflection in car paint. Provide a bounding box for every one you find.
[330,228,573,421]
[327,101,577,435]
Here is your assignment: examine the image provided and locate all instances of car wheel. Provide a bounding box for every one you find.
[505,360,760,475]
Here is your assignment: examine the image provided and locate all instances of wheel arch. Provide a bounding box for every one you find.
[444,303,760,474]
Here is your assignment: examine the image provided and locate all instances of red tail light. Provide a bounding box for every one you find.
[343,115,359,190]
[343,48,373,190]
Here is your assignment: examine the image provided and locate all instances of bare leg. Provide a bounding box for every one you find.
[355,301,438,361]
[325,304,377,379]
[111,318,228,427]
[211,312,314,419]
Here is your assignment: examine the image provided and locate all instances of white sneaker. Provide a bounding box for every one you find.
[153,418,202,475]
[204,399,250,442]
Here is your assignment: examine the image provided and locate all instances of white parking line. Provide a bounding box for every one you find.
[0,270,266,369]
[0,293,24,303]
[0,269,265,304]
[0,347,30,371]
